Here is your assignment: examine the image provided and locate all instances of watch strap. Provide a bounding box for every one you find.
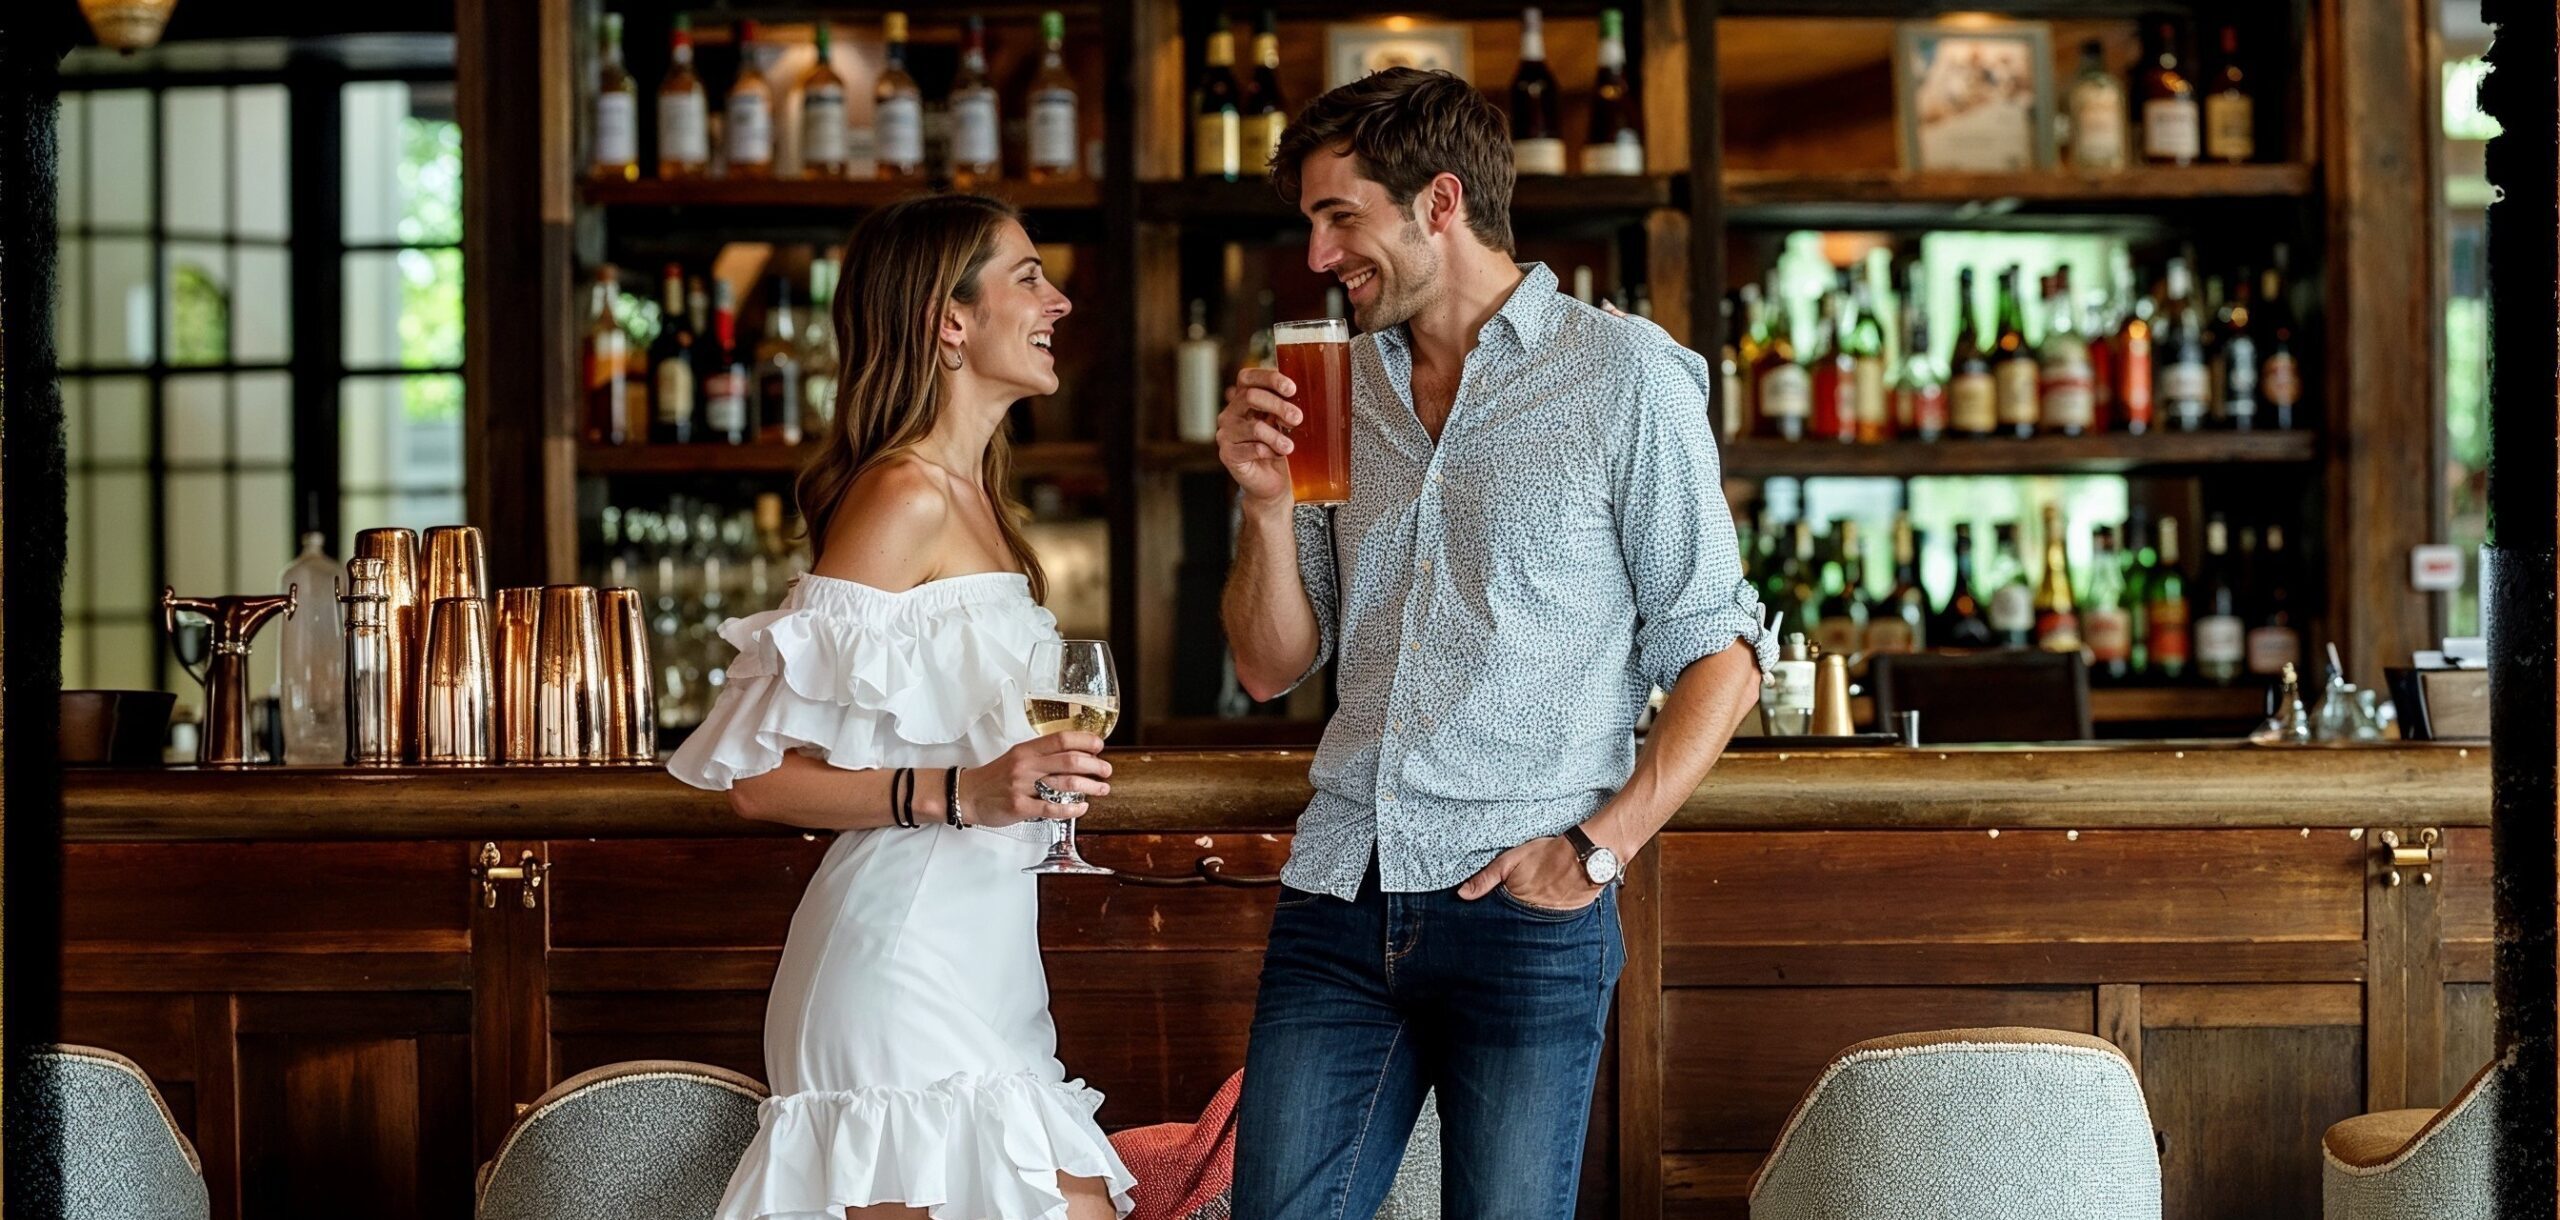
[1563,823,1599,863]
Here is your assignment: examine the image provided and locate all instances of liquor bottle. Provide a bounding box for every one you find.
[1988,523,2036,647]
[2258,252,2301,430]
[1993,265,2039,438]
[1936,523,1998,648]
[1809,287,1856,444]
[2122,512,2155,676]
[2085,263,2121,432]
[2194,515,2244,684]
[724,20,776,179]
[702,279,751,445]
[1027,11,1081,184]
[1717,296,1746,442]
[876,12,925,181]
[2204,23,2254,163]
[1867,514,1927,654]
[2146,516,2189,681]
[657,16,710,179]
[1510,8,1566,176]
[2158,257,2210,430]
[1849,276,1890,443]
[1813,520,1867,659]
[279,529,347,764]
[1949,268,1998,438]
[1783,521,1820,641]
[2066,37,2126,173]
[951,16,1001,189]
[2038,266,2096,436]
[2216,272,2260,429]
[648,264,696,444]
[2117,279,2156,434]
[1752,289,1809,441]
[1196,25,1243,180]
[1736,284,1769,435]
[798,258,840,436]
[1583,9,1643,175]
[2083,525,2132,682]
[592,13,639,182]
[1178,299,1222,443]
[801,23,850,178]
[1894,286,1947,441]
[756,278,804,446]
[584,265,632,445]
[2246,523,2302,676]
[1571,264,1597,305]
[1239,11,1285,176]
[2139,19,2200,166]
[2033,505,2081,653]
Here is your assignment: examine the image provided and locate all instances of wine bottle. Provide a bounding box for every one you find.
[2038,266,2096,436]
[2146,515,2189,681]
[1949,267,1998,439]
[657,16,710,179]
[1510,8,1566,175]
[1993,265,2039,438]
[2194,515,2244,684]
[649,263,696,444]
[800,23,849,178]
[951,16,1002,189]
[592,13,639,182]
[2258,250,2301,430]
[1753,287,1809,441]
[2139,19,2200,166]
[1936,522,1998,648]
[876,13,925,181]
[1196,25,1243,180]
[2066,37,2126,172]
[1027,12,1082,183]
[2083,525,2132,682]
[1809,285,1856,444]
[1239,10,1286,175]
[2158,257,2210,431]
[1850,276,1890,443]
[1582,9,1642,175]
[2033,504,2081,653]
[1893,279,1947,441]
[2205,23,2254,163]
[724,20,775,179]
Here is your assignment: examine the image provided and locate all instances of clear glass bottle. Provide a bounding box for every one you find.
[1026,11,1081,183]
[797,257,840,435]
[1510,8,1565,175]
[800,22,850,178]
[2066,37,2126,172]
[279,531,346,765]
[951,15,1001,188]
[657,15,710,179]
[875,12,925,181]
[592,13,639,181]
[724,20,776,178]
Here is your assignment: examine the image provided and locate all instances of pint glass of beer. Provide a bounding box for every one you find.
[1272,319,1353,506]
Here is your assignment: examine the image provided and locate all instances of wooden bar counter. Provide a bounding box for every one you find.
[59,743,2490,1220]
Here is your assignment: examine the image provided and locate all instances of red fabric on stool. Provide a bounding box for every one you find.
[1110,1069,1244,1220]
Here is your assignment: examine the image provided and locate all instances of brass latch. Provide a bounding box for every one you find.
[474,842,550,909]
[2378,828,2445,888]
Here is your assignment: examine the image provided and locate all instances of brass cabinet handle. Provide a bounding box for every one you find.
[2377,828,2445,888]
[474,842,551,909]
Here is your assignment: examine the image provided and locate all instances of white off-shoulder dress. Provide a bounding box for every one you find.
[666,571,1136,1220]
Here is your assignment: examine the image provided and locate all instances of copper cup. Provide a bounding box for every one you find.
[534,585,608,763]
[422,526,489,631]
[597,587,657,763]
[351,528,421,759]
[420,596,494,764]
[493,588,543,764]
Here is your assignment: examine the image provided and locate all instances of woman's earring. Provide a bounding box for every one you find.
[941,345,964,371]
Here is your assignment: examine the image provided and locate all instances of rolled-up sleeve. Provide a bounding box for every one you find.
[1272,503,1338,697]
[1608,340,1775,690]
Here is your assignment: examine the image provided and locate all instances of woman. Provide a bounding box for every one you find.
[668,195,1134,1220]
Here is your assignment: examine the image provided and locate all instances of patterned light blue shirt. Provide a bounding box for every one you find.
[1278,262,1774,900]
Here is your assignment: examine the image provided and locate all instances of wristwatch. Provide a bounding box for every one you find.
[1562,824,1621,887]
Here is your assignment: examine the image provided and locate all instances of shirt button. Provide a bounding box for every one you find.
[1431,472,1443,485]
[1383,791,1395,802]
[1393,719,1404,731]
[1408,641,1420,652]
[1419,559,1432,574]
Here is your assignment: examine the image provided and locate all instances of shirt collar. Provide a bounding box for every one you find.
[1378,262,1564,356]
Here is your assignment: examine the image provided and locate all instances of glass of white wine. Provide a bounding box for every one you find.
[1022,639,1118,876]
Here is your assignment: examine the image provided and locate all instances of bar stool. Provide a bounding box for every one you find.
[476,1060,766,1220]
[1748,1027,2161,1220]
[2321,1055,2504,1219]
[22,1044,211,1220]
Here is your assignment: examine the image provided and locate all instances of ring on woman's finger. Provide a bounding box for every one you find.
[1032,778,1085,805]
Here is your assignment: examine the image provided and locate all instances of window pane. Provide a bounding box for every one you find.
[165,243,231,367]
[340,492,389,560]
[163,88,229,236]
[234,245,291,363]
[56,239,85,365]
[61,624,90,691]
[236,372,292,463]
[343,249,463,369]
[164,472,228,595]
[341,374,465,490]
[89,238,154,366]
[55,93,85,225]
[343,81,463,246]
[88,91,151,229]
[233,471,294,594]
[92,470,152,612]
[90,376,149,463]
[65,471,91,616]
[233,85,289,240]
[165,373,226,464]
[94,621,160,696]
[61,377,87,469]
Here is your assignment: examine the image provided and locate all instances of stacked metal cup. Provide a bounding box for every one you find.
[350,528,421,760]
[534,585,609,763]
[420,596,495,763]
[597,587,657,763]
[342,558,400,766]
[493,587,544,764]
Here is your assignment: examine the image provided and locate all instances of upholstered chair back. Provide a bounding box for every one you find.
[2321,1056,2504,1220]
[476,1060,767,1220]
[21,1044,211,1220]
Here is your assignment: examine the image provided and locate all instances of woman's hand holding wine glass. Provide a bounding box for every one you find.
[1023,640,1119,874]
[956,731,1112,829]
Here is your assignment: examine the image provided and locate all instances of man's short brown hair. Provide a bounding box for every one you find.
[1271,67,1516,255]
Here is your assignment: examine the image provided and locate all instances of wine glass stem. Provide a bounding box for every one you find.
[1059,810,1082,858]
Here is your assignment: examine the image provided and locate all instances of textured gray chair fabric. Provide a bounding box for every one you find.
[1374,1089,1442,1220]
[2321,1056,2503,1220]
[1749,1027,2162,1220]
[18,1045,210,1220]
[476,1060,767,1220]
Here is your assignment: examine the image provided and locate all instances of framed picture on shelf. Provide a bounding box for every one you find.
[1324,21,1472,91]
[1892,19,2056,173]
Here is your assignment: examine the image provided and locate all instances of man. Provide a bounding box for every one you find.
[1217,68,1773,1218]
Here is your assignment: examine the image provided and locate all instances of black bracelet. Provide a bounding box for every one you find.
[901,767,920,828]
[944,766,967,829]
[890,767,913,828]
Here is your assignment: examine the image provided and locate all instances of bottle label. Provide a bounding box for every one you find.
[2118,331,2154,426]
[954,90,1000,167]
[2036,609,2082,653]
[2161,360,2210,407]
[2071,87,2126,169]
[1950,371,1998,433]
[2148,599,2191,666]
[1853,357,1889,429]
[2085,607,2133,662]
[1897,383,1947,436]
[2246,625,2299,675]
[877,96,924,168]
[655,358,695,425]
[1513,138,1567,176]
[2220,340,2260,421]
[2143,97,2200,162]
[803,89,848,166]
[1811,618,1862,661]
[2262,351,2301,407]
[705,372,748,434]
[1579,134,1644,176]
[595,93,637,166]
[2206,92,2254,161]
[726,92,773,167]
[659,91,709,164]
[2195,614,2246,665]
[1759,365,1811,421]
[1239,112,1285,174]
[1991,584,2035,635]
[2040,357,2095,428]
[1195,112,1240,177]
[1995,358,2040,427]
[1031,90,1079,170]
[1865,617,1918,655]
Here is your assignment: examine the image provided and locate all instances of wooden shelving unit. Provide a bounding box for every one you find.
[580,177,1105,212]
[1137,172,1677,223]
[1723,163,2316,208]
[578,440,1105,477]
[1721,431,2317,479]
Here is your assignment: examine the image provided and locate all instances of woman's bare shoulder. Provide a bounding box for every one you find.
[811,455,955,590]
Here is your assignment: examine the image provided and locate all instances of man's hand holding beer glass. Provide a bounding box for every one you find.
[1216,367,1302,510]
[1220,318,1352,509]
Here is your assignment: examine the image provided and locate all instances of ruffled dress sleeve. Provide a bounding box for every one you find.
[666,574,1058,790]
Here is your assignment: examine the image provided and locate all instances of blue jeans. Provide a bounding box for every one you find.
[1234,862,1625,1220]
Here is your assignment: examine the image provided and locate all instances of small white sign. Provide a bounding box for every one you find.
[2411,544,2465,592]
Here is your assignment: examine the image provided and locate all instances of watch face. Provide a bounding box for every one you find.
[1585,847,1621,886]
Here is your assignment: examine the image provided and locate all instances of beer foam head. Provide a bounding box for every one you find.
[1273,319,1348,346]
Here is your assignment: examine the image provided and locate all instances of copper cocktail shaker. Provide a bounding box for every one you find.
[351,528,422,759]
[343,558,400,765]
[534,585,608,763]
[493,587,543,764]
[597,587,657,763]
[421,526,488,634]
[420,596,494,764]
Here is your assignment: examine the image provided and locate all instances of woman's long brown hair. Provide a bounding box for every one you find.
[797,195,1047,601]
